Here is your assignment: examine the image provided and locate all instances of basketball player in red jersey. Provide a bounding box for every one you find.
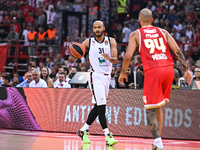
[118,8,192,150]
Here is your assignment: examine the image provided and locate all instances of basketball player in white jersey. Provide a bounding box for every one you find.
[76,20,118,146]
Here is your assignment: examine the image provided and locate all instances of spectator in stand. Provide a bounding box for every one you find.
[115,65,134,89]
[185,0,194,15]
[158,18,165,29]
[133,55,142,71]
[164,19,172,32]
[113,23,122,54]
[73,0,84,12]
[28,25,37,61]
[173,19,183,33]
[0,22,9,42]
[16,11,25,31]
[29,69,47,87]
[184,24,193,39]
[20,24,30,47]
[22,0,34,18]
[170,27,181,43]
[178,9,186,24]
[160,8,168,20]
[17,0,27,12]
[194,0,200,12]
[50,66,57,82]
[124,18,139,32]
[42,3,56,26]
[174,0,184,16]
[46,56,54,69]
[183,36,190,52]
[6,23,19,55]
[191,46,200,63]
[167,9,178,23]
[39,62,45,71]
[54,72,71,88]
[16,71,33,87]
[0,71,6,87]
[186,8,195,22]
[54,67,71,86]
[54,53,65,65]
[25,11,35,27]
[12,72,24,84]
[63,35,74,60]
[46,23,56,56]
[35,6,45,28]
[121,23,131,52]
[66,56,76,71]
[2,11,12,29]
[12,17,21,35]
[37,26,48,54]
[146,1,156,12]
[193,66,200,80]
[2,75,12,87]
[40,66,53,88]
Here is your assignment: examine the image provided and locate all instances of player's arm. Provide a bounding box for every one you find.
[163,29,193,85]
[82,38,89,51]
[101,37,118,64]
[118,31,138,85]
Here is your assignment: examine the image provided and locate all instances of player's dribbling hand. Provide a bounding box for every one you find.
[183,69,193,86]
[118,72,128,86]
[101,54,110,60]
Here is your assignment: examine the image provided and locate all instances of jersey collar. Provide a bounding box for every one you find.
[94,36,105,43]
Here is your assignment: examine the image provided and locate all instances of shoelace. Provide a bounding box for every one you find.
[107,132,113,138]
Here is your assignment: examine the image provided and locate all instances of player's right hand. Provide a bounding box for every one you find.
[118,72,128,86]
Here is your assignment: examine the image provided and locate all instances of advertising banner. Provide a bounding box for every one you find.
[0,43,8,72]
[0,87,199,140]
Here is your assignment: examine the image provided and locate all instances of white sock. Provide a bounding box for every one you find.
[153,137,163,149]
[103,128,109,137]
[81,123,89,131]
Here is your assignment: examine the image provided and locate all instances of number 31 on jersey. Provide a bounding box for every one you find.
[144,38,166,54]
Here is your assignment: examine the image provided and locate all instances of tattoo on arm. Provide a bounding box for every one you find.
[121,68,126,74]
[146,109,160,139]
[175,52,188,71]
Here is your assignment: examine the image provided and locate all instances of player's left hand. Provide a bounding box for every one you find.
[101,54,110,60]
[118,72,128,86]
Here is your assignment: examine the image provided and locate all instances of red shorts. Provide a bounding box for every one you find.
[143,66,174,109]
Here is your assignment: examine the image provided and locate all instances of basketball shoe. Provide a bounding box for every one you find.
[106,133,118,146]
[77,129,91,144]
[152,144,164,150]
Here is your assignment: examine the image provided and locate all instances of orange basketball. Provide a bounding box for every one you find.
[70,43,85,59]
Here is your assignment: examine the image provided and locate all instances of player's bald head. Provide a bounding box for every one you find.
[139,8,153,23]
[93,20,104,27]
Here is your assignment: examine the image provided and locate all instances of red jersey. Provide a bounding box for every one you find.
[138,26,174,72]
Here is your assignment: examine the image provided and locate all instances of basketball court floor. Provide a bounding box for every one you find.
[0,128,199,150]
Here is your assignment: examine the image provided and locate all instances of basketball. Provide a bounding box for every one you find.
[70,43,85,59]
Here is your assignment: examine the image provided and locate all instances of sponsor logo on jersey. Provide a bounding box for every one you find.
[105,40,108,45]
[92,40,95,46]
[143,96,147,104]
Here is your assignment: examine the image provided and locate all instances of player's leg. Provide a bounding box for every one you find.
[146,108,164,150]
[156,107,163,135]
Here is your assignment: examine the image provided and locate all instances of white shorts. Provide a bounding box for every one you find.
[89,72,111,106]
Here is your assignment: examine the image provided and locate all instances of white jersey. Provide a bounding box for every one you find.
[89,36,112,74]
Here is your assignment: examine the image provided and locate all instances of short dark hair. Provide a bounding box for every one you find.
[3,75,11,82]
[63,67,69,75]
[72,66,81,72]
[59,72,66,76]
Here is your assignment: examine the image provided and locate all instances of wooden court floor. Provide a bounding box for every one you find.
[0,129,199,150]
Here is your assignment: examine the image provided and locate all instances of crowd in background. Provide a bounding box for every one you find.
[0,0,200,89]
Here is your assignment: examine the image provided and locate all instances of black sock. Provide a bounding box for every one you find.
[97,105,107,129]
[86,104,98,125]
